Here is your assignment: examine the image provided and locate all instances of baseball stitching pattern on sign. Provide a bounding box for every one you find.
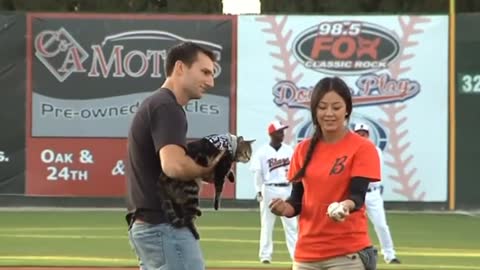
[380,16,431,200]
[256,16,305,144]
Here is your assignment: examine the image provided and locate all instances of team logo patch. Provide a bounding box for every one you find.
[329,155,348,175]
[267,157,290,172]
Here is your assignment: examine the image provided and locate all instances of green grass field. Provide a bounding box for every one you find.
[0,209,479,269]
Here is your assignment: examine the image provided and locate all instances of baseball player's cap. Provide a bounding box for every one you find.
[267,120,288,134]
[353,123,370,133]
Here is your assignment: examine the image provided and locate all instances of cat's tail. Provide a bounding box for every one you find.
[214,191,221,210]
[227,170,235,183]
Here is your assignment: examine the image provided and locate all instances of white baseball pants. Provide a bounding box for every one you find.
[259,184,298,261]
[365,186,397,262]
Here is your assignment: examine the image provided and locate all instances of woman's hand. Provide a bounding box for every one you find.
[327,200,356,222]
[327,201,350,222]
[269,198,295,217]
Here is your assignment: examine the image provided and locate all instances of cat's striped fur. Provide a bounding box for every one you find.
[157,134,254,237]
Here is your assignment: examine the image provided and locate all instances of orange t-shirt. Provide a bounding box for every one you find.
[288,131,380,262]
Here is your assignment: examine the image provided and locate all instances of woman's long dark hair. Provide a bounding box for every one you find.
[290,77,353,181]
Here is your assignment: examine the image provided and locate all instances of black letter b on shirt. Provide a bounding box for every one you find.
[329,156,347,175]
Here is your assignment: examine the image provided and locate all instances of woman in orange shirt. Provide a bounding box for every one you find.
[270,77,380,270]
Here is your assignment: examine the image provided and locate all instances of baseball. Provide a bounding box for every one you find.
[327,202,346,220]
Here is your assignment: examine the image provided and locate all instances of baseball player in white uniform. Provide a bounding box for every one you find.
[354,123,401,264]
[250,120,298,264]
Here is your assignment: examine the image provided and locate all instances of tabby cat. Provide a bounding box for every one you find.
[157,133,255,235]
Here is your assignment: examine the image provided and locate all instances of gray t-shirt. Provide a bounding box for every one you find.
[126,88,187,224]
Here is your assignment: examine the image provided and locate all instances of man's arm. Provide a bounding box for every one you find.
[254,170,263,193]
[249,149,264,198]
[254,170,263,201]
[151,103,222,181]
[159,145,214,181]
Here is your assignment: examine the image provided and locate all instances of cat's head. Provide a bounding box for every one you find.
[232,136,255,163]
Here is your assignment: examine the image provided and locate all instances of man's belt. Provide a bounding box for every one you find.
[265,183,290,187]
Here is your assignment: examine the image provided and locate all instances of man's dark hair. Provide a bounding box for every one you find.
[165,42,216,76]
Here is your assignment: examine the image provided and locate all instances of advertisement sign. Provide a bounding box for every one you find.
[0,13,27,194]
[237,15,448,202]
[26,13,236,197]
[455,14,480,207]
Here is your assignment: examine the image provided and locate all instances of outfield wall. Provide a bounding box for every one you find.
[0,12,477,209]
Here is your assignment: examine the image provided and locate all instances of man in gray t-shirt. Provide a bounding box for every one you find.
[126,42,224,270]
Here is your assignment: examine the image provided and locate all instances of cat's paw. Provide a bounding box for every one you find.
[227,171,235,182]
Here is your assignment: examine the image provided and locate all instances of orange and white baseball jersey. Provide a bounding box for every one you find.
[251,143,294,192]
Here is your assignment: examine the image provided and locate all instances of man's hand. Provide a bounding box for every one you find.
[256,192,263,202]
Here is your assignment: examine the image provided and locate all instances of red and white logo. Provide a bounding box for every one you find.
[34,27,89,82]
[292,21,400,75]
[34,28,224,82]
